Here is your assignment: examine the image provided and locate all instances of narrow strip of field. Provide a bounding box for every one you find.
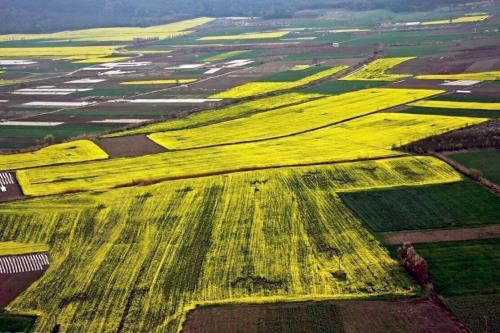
[105,93,324,137]
[339,180,500,232]
[382,225,500,245]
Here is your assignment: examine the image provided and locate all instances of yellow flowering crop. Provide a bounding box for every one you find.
[0,242,48,256]
[340,57,414,81]
[410,100,500,110]
[104,93,324,137]
[421,15,489,25]
[0,140,108,171]
[120,79,197,85]
[0,17,214,42]
[415,71,500,81]
[211,66,348,99]
[199,31,289,41]
[17,113,482,197]
[1,155,462,332]
[0,46,121,59]
[149,88,442,149]
[73,57,130,64]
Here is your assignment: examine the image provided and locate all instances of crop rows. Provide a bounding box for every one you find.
[0,156,464,332]
[421,15,489,25]
[0,17,214,42]
[17,113,480,197]
[415,71,500,81]
[199,31,289,41]
[0,242,49,256]
[410,100,500,111]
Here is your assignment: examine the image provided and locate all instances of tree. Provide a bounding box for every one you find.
[398,242,430,286]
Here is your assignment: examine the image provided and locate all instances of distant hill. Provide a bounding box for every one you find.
[0,0,473,34]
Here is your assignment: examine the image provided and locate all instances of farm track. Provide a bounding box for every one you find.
[382,225,500,245]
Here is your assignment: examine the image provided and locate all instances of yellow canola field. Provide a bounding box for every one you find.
[150,88,443,149]
[121,79,197,85]
[0,140,108,171]
[73,56,130,64]
[421,15,489,25]
[105,93,324,137]
[212,66,348,99]
[0,79,27,86]
[0,242,49,256]
[340,57,414,81]
[199,31,289,41]
[410,100,500,111]
[17,113,482,197]
[0,17,214,42]
[0,46,121,59]
[2,155,461,332]
[415,71,500,81]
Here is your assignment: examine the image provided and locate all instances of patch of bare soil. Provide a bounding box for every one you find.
[0,172,24,202]
[182,297,469,333]
[382,225,500,245]
[95,134,166,158]
[0,270,45,308]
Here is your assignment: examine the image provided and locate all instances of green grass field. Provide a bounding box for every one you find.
[339,180,500,232]
[415,239,500,296]
[446,294,500,333]
[399,106,500,118]
[449,150,500,184]
[0,312,35,333]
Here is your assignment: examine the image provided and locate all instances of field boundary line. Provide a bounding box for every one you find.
[434,152,500,195]
[382,225,500,245]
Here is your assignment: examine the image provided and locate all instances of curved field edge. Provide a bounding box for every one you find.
[0,156,463,332]
[0,140,109,172]
[16,113,482,197]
